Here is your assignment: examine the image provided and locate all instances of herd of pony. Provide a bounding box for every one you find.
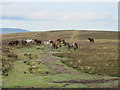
[8,38,94,51]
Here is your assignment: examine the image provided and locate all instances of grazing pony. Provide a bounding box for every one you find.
[57,39,65,44]
[25,39,34,44]
[88,38,95,43]
[9,41,15,46]
[44,40,51,47]
[21,39,27,45]
[15,41,19,45]
[34,39,41,45]
[9,40,19,46]
[50,40,61,49]
[65,42,78,51]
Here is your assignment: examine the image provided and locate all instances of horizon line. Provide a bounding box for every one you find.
[1,27,119,32]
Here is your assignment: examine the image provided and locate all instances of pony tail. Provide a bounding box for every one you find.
[75,43,78,48]
[63,40,65,44]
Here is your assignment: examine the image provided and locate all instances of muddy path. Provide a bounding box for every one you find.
[40,53,78,74]
[53,78,119,84]
[39,52,119,87]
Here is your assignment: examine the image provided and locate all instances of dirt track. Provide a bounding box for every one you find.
[39,52,119,86]
[53,78,119,84]
[40,53,77,74]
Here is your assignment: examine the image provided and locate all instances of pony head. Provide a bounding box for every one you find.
[88,38,91,40]
[34,39,37,42]
[49,40,53,43]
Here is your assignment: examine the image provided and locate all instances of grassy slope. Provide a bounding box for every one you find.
[2,30,119,88]
[2,46,118,88]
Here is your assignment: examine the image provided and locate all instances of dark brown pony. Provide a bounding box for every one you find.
[8,40,19,46]
[21,39,27,45]
[34,39,41,45]
[50,40,61,49]
[88,38,95,43]
[57,39,65,44]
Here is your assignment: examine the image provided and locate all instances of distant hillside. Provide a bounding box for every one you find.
[0,28,30,34]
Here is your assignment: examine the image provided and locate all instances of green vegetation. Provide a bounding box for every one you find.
[53,39,118,76]
[2,30,119,88]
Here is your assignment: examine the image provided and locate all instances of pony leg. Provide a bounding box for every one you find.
[52,45,54,50]
[68,46,70,51]
[74,47,76,51]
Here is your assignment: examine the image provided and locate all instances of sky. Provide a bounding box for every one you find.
[0,1,118,31]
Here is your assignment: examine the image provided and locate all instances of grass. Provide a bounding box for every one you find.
[65,84,86,88]
[53,39,118,77]
[2,60,55,88]
[2,60,99,88]
[2,30,119,88]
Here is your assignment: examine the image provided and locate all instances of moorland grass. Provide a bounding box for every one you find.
[2,30,119,88]
[2,30,118,76]
[53,39,118,77]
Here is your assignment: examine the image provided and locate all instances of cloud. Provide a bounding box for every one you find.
[2,16,53,21]
[2,4,55,21]
[2,16,27,20]
[1,0,119,2]
[2,3,111,22]
[58,12,109,22]
[1,2,117,31]
[111,16,118,21]
[3,20,10,23]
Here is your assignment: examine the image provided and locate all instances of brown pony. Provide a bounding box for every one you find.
[50,40,61,49]
[57,39,65,44]
[21,39,27,45]
[64,42,78,51]
[8,40,19,46]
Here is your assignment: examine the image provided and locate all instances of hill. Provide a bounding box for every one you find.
[2,30,119,88]
[1,28,30,34]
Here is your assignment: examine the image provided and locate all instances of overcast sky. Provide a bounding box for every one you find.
[0,2,118,31]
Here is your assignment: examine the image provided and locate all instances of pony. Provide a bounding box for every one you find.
[50,40,61,49]
[25,39,34,44]
[8,40,19,46]
[57,39,65,44]
[44,40,51,47]
[21,39,27,45]
[34,39,41,45]
[15,41,19,45]
[65,42,78,51]
[9,41,15,46]
[88,38,95,43]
